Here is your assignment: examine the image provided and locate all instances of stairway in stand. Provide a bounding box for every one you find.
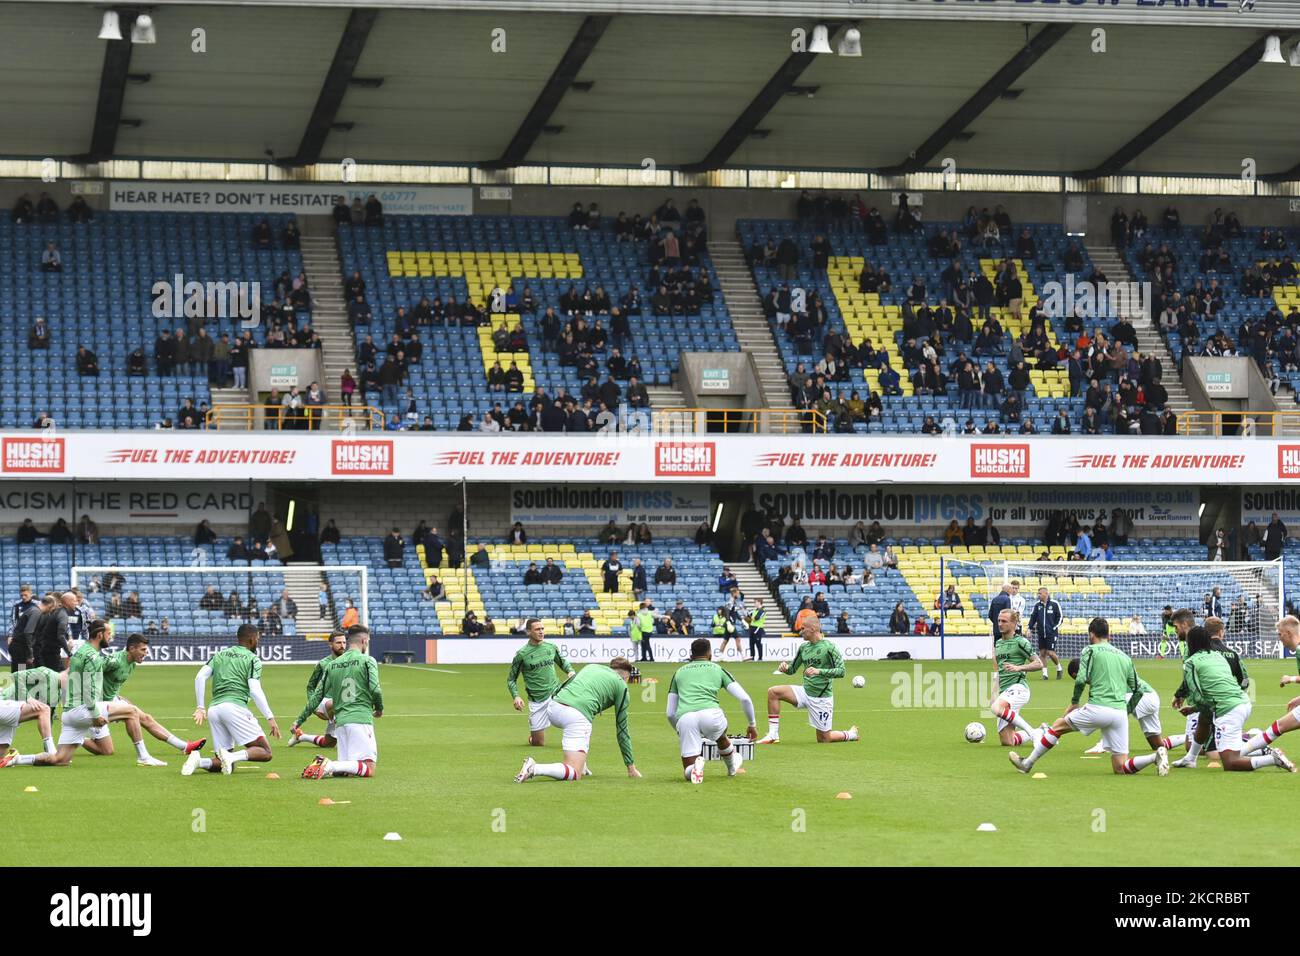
[1083,241,1198,433]
[299,235,360,422]
[713,237,788,406]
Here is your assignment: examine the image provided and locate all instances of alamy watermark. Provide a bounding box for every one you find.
[889,664,1000,711]
[151,274,261,328]
[1039,275,1151,323]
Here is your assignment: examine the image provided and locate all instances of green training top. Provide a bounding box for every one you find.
[207,644,263,708]
[668,660,736,718]
[0,666,59,706]
[506,640,573,703]
[788,638,845,699]
[66,641,106,711]
[1181,650,1249,715]
[1071,640,1139,710]
[994,634,1037,693]
[101,650,137,701]
[553,664,634,765]
[302,648,383,727]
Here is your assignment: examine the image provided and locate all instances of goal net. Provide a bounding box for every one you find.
[69,565,369,642]
[941,558,1283,660]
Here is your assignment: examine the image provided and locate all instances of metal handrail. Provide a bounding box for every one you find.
[1176,410,1300,437]
[652,407,828,434]
[204,404,385,431]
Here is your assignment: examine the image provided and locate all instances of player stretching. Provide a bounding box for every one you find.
[288,630,347,750]
[757,616,858,744]
[1176,625,1293,772]
[507,618,575,746]
[0,619,112,767]
[99,633,206,766]
[667,638,757,783]
[1236,616,1300,764]
[299,626,383,779]
[1072,657,1184,757]
[989,609,1043,748]
[515,658,641,782]
[1169,614,1247,767]
[184,624,281,776]
[1027,588,1063,680]
[1009,617,1168,776]
[0,673,54,761]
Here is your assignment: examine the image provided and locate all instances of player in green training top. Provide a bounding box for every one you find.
[1009,617,1168,777]
[299,626,383,779]
[757,615,858,744]
[1167,614,1246,766]
[507,618,575,746]
[1073,657,1186,758]
[288,629,347,751]
[1178,624,1294,772]
[184,623,281,777]
[92,632,206,767]
[667,638,757,783]
[0,619,113,767]
[0,669,54,764]
[988,609,1044,749]
[515,657,641,782]
[1239,616,1300,762]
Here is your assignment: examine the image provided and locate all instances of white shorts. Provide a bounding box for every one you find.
[313,697,337,735]
[208,702,265,752]
[336,723,377,763]
[527,699,551,733]
[995,682,1031,732]
[57,705,99,747]
[546,700,593,753]
[1065,703,1129,755]
[1213,702,1251,754]
[793,686,834,732]
[1131,691,1162,738]
[0,700,22,741]
[676,707,728,758]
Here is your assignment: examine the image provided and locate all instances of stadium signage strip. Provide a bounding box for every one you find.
[0,433,1294,484]
[108,182,473,216]
[754,485,1200,526]
[509,485,711,525]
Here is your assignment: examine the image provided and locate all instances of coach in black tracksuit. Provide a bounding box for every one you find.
[987,585,1012,640]
[34,598,69,672]
[1027,588,1063,679]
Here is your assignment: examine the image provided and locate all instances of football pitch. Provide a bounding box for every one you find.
[3,657,1296,867]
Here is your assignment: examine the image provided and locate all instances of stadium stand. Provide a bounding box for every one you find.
[337,213,738,430]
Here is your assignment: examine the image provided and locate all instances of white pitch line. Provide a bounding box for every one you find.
[390,664,460,674]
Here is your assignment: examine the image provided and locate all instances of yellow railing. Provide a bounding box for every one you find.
[1176,410,1300,436]
[205,404,386,431]
[652,407,827,434]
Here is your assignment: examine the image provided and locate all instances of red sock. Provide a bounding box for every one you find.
[356,762,373,777]
[1041,730,1058,749]
[563,765,576,780]
[1003,708,1017,724]
[311,736,327,746]
[1267,722,1282,744]
[1123,758,1137,774]
[1160,737,1173,749]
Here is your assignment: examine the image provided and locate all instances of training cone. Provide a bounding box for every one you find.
[383,832,402,841]
[835,791,852,800]
[318,797,335,806]
[23,786,38,793]
[1208,761,1222,769]
[265,772,280,780]
[977,823,997,832]
[1032,772,1047,779]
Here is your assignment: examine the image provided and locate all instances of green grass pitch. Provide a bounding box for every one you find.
[3,657,1296,866]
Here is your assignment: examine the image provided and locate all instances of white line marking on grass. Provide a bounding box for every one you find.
[391,664,460,674]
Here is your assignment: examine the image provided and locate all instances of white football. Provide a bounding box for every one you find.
[851,675,866,689]
[964,721,987,743]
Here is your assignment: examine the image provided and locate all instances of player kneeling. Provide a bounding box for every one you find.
[667,638,757,783]
[1009,617,1168,777]
[1235,616,1300,765]
[988,608,1043,748]
[515,658,640,782]
[0,680,55,765]
[1071,657,1184,758]
[185,624,281,776]
[289,630,347,751]
[757,616,857,744]
[299,626,383,779]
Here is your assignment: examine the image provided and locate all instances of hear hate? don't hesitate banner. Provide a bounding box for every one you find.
[109,182,473,216]
[0,432,1291,485]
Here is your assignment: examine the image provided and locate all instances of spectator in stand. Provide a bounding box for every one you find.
[1265,511,1288,560]
[276,589,298,621]
[383,528,405,568]
[889,602,910,635]
[864,544,885,571]
[523,562,544,586]
[631,558,648,599]
[542,558,563,585]
[470,544,491,569]
[364,194,384,226]
[913,616,931,635]
[226,536,249,561]
[508,521,527,544]
[422,575,447,602]
[39,241,61,272]
[75,345,100,377]
[28,317,49,350]
[695,520,714,549]
[717,566,739,594]
[849,521,868,550]
[784,518,808,550]
[192,519,217,547]
[654,558,677,586]
[461,610,482,637]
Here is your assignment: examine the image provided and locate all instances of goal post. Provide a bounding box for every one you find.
[70,565,370,640]
[942,558,1283,661]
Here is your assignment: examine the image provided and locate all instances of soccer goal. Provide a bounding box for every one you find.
[70,565,369,639]
[940,557,1283,660]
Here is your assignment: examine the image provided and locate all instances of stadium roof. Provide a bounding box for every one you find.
[4,2,1300,179]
